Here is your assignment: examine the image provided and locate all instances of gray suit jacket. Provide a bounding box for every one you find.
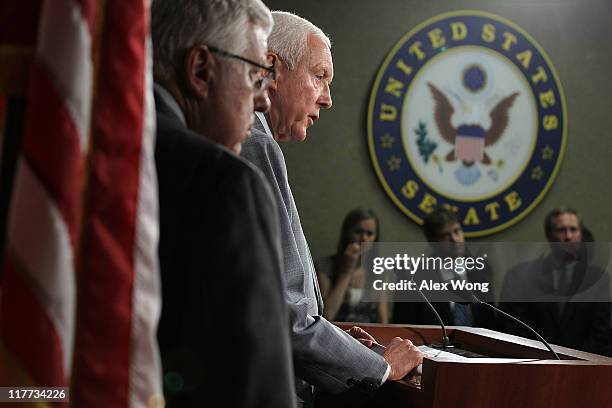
[241,114,388,400]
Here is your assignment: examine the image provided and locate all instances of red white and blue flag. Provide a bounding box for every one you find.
[0,1,163,407]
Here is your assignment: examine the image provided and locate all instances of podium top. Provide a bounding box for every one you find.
[335,322,612,362]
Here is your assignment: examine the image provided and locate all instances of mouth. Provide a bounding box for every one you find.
[307,115,319,126]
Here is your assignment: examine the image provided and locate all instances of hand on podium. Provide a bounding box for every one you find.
[383,337,424,380]
[346,326,377,347]
[345,327,424,381]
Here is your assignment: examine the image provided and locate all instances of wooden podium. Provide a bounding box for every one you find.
[320,323,612,408]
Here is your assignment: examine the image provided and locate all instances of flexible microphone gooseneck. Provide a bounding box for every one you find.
[411,275,452,349]
[470,293,561,360]
[413,274,561,359]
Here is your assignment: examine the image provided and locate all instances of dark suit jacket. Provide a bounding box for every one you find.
[155,93,295,407]
[499,255,612,356]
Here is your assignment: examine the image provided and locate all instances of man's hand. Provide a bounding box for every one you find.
[382,337,424,380]
[346,326,377,347]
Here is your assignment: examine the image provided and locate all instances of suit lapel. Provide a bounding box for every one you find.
[251,112,325,314]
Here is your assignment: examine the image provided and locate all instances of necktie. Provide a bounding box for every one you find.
[556,265,571,315]
[453,302,472,326]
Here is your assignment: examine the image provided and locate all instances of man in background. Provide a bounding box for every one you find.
[500,208,612,355]
[393,207,496,329]
[151,0,295,406]
[241,11,422,407]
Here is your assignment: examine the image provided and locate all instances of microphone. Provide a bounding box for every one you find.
[445,281,560,360]
[469,293,561,360]
[435,275,561,360]
[417,274,561,360]
[411,275,452,349]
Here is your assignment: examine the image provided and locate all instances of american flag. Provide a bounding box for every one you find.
[0,1,163,407]
[0,96,5,153]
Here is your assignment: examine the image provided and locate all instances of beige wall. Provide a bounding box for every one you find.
[263,0,612,261]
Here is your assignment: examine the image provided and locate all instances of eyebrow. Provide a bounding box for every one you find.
[322,68,333,84]
[314,63,333,77]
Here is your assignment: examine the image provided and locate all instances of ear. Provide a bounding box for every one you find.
[266,52,280,93]
[183,45,213,99]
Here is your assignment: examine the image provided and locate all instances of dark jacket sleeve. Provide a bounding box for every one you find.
[580,271,612,355]
[202,159,295,407]
[156,116,295,407]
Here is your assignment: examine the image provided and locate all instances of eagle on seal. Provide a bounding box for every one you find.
[427,82,519,166]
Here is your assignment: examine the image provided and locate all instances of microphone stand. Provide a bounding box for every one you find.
[412,275,560,359]
[412,275,453,349]
[471,294,561,360]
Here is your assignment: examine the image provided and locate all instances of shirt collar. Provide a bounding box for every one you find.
[154,83,187,126]
[255,111,273,138]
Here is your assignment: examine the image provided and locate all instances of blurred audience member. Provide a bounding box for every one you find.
[500,208,612,355]
[393,207,496,329]
[316,208,388,323]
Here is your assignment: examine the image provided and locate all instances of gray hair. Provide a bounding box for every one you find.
[268,11,331,70]
[152,0,272,80]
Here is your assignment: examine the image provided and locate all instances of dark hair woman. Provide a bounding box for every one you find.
[315,208,387,323]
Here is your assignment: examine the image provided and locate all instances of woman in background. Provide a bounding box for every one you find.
[315,208,388,323]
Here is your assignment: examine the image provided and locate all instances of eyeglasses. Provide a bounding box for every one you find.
[208,46,275,91]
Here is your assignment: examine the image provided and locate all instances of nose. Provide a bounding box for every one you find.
[449,232,462,243]
[318,82,332,109]
[254,89,270,113]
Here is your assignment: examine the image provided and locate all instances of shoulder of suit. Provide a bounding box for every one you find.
[506,257,547,282]
[242,126,286,173]
[244,126,279,150]
[156,111,270,195]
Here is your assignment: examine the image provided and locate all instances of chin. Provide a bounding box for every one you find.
[277,131,307,142]
[230,143,241,155]
[293,132,308,142]
[290,126,308,142]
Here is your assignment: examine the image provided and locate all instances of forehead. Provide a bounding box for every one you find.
[353,218,376,230]
[303,34,333,74]
[438,222,462,234]
[552,213,580,228]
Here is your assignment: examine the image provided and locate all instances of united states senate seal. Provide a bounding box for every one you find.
[367,10,567,236]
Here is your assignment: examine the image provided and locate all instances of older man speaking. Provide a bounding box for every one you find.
[241,11,423,407]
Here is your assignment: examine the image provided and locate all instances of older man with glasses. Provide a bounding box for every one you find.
[151,0,295,406]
